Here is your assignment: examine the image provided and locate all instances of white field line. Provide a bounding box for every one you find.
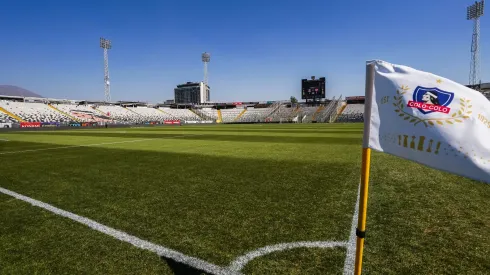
[0,134,203,155]
[0,139,9,141]
[0,186,237,275]
[227,187,361,273]
[1,135,360,274]
[228,241,347,272]
[343,186,361,275]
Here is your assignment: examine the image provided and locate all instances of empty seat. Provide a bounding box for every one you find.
[0,101,71,123]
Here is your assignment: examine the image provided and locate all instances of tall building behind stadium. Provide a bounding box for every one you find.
[174,82,210,104]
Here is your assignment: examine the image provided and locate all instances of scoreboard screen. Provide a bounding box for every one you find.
[301,77,326,99]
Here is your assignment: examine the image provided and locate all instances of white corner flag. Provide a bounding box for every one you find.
[354,60,490,275]
[367,60,490,184]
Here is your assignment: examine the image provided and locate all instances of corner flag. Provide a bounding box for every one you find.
[354,60,490,274]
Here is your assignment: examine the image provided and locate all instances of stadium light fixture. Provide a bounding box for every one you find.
[467,1,485,86]
[100,38,112,49]
[202,52,210,87]
[100,37,112,102]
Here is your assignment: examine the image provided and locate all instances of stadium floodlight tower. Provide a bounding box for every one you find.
[100,37,112,102]
[202,52,210,86]
[467,0,485,86]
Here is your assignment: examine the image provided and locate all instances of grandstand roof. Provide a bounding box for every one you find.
[0,95,24,101]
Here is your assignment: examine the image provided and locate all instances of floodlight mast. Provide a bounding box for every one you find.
[100,37,112,102]
[202,52,210,87]
[467,1,485,86]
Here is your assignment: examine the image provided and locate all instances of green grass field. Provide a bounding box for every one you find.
[0,124,488,274]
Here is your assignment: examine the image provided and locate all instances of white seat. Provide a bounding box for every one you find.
[0,101,71,123]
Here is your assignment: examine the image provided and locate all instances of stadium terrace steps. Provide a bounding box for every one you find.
[189,109,204,120]
[156,108,171,116]
[124,107,143,116]
[48,104,80,122]
[331,104,347,123]
[312,105,325,121]
[93,107,108,116]
[0,106,25,122]
[289,106,301,119]
[217,110,223,123]
[338,103,347,115]
[267,103,282,117]
[234,109,247,121]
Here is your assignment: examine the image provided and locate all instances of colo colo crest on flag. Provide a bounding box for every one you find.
[408,87,455,114]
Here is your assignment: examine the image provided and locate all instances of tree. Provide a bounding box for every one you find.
[290,96,298,104]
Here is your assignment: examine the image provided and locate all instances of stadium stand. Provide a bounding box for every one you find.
[54,104,113,123]
[0,106,20,123]
[315,96,344,123]
[270,105,296,122]
[160,108,202,121]
[217,110,223,123]
[236,108,270,123]
[220,109,242,123]
[234,109,247,121]
[0,112,16,123]
[97,105,144,123]
[128,107,169,122]
[298,106,319,123]
[0,101,71,123]
[0,95,367,126]
[200,108,219,120]
[311,105,325,121]
[336,104,364,122]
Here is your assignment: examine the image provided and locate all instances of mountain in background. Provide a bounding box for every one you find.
[0,85,43,98]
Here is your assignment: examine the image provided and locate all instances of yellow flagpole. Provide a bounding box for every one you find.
[354,62,375,275]
[354,147,371,275]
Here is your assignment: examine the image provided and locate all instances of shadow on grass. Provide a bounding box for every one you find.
[0,140,361,265]
[160,256,211,275]
[138,128,364,135]
[3,132,362,145]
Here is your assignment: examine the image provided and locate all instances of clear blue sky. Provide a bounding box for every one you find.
[1,0,488,102]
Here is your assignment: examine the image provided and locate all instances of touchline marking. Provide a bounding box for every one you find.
[0,139,9,141]
[0,186,237,275]
[0,152,360,273]
[343,186,361,275]
[228,241,347,272]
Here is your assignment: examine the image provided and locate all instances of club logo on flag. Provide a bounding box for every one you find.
[407,87,454,115]
[392,85,472,127]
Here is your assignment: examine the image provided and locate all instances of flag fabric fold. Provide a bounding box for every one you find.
[368,60,490,184]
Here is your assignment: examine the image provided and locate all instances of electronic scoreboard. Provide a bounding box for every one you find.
[301,76,325,100]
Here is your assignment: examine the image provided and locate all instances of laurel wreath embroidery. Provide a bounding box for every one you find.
[393,86,472,127]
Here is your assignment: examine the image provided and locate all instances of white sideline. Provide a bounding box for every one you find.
[228,241,347,272]
[0,186,237,275]
[0,156,361,274]
[343,187,361,275]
